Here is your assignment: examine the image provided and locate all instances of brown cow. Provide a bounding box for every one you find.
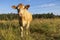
[12,3,32,37]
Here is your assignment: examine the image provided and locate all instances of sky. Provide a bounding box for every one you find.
[0,0,60,15]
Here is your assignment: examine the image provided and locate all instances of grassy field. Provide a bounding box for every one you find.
[0,18,60,40]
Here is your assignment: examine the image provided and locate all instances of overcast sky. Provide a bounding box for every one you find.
[0,0,60,15]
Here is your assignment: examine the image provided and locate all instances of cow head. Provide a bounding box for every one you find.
[12,3,30,16]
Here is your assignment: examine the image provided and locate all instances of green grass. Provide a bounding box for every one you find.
[0,18,60,40]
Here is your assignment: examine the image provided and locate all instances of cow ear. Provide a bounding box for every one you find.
[25,5,30,10]
[12,5,17,9]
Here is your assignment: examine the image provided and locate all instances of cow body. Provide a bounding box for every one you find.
[12,3,32,37]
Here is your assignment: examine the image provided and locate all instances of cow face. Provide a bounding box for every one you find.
[12,3,30,16]
[12,3,30,10]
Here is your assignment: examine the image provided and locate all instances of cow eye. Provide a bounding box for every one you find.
[17,9,20,13]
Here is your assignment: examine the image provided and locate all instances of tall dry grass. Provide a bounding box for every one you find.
[0,18,60,40]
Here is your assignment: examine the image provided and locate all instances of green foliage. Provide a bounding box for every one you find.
[0,14,19,20]
[33,13,55,19]
[0,13,60,20]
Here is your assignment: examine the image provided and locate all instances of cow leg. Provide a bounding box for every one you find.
[20,26,23,37]
[26,22,30,35]
[22,20,26,37]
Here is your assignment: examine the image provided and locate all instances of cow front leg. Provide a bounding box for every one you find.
[20,27,23,37]
[26,22,30,35]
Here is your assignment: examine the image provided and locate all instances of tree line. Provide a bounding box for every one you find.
[0,13,60,20]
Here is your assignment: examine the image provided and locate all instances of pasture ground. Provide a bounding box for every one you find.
[0,18,60,40]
